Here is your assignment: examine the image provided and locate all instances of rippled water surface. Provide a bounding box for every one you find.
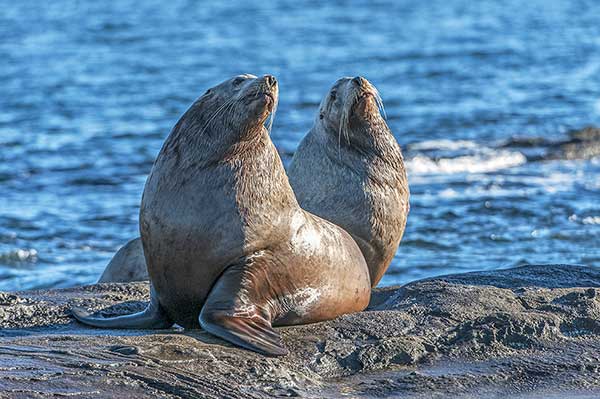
[1,0,599,290]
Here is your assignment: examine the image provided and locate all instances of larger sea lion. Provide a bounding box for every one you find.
[288,76,409,287]
[72,74,371,356]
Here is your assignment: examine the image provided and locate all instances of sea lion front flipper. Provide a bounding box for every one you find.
[199,258,288,357]
[72,284,173,329]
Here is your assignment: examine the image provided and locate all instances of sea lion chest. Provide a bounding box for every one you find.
[139,136,294,326]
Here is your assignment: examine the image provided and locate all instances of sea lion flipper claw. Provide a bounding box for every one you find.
[199,260,288,357]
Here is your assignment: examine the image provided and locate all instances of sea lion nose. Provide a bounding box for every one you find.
[352,76,366,87]
[264,74,277,88]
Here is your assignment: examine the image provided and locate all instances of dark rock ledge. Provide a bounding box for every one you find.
[1,264,599,398]
[500,125,600,161]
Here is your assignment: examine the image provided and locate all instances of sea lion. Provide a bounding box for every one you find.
[98,237,148,283]
[72,74,371,356]
[288,76,409,287]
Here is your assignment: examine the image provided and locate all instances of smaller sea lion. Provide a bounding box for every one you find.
[98,237,148,283]
[288,76,410,287]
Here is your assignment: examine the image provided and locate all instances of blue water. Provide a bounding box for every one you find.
[1,1,599,291]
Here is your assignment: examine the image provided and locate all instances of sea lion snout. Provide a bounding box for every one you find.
[259,74,278,100]
[219,74,279,134]
[250,75,278,113]
[346,77,384,121]
[352,76,367,88]
[349,76,375,100]
[263,74,277,88]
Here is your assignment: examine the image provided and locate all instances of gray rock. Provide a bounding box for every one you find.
[1,264,599,398]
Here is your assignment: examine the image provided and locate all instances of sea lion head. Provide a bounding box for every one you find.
[316,76,386,148]
[192,74,279,139]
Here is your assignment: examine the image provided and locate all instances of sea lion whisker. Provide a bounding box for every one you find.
[348,90,359,144]
[199,98,237,136]
[339,104,347,148]
[266,86,279,133]
[340,90,358,146]
[337,119,342,158]
[266,98,277,133]
[220,101,236,128]
[373,87,387,120]
[199,102,230,134]
[344,125,350,146]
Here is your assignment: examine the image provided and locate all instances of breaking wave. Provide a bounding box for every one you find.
[405,140,526,175]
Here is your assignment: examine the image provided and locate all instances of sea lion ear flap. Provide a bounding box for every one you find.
[199,88,214,102]
[199,258,288,357]
[192,89,217,115]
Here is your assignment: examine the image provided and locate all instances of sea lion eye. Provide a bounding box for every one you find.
[330,91,337,101]
[233,77,245,86]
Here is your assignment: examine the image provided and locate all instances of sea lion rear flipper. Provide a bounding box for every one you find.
[199,259,288,357]
[71,285,173,329]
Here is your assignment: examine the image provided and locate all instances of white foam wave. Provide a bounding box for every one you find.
[582,216,600,225]
[0,248,38,264]
[408,139,479,151]
[406,150,526,176]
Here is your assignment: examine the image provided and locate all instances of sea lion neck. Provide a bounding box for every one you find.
[312,117,405,187]
[354,118,400,158]
[160,109,270,170]
[230,128,298,199]
[221,124,269,161]
[229,128,300,241]
[313,117,381,158]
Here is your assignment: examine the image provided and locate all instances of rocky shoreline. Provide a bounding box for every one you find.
[1,264,599,398]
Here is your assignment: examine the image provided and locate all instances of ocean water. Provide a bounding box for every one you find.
[1,0,599,291]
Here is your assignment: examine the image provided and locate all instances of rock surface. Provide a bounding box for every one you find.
[1,264,599,398]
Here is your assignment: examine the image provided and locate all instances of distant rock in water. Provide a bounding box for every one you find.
[558,126,600,160]
[501,126,600,161]
[1,264,600,398]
